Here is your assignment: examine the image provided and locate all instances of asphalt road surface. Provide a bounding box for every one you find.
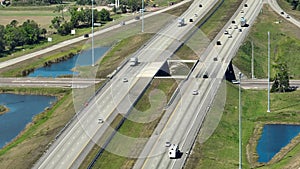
[133,1,264,169]
[33,0,219,168]
[0,77,102,88]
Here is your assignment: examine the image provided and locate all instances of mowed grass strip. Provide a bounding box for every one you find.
[233,5,300,79]
[185,83,300,169]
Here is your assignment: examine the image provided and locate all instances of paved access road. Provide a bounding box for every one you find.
[0,77,103,88]
[33,0,219,168]
[241,79,300,89]
[133,1,264,169]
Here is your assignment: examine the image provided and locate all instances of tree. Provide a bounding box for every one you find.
[271,63,290,92]
[99,8,111,21]
[21,20,41,44]
[54,4,66,20]
[57,21,73,35]
[50,16,64,29]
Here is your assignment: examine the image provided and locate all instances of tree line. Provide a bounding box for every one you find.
[0,20,46,54]
[51,6,111,35]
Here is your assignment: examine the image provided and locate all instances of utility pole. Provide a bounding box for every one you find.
[267,32,270,112]
[91,0,94,67]
[251,41,254,79]
[239,72,242,169]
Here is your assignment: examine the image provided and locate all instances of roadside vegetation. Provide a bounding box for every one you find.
[234,5,300,79]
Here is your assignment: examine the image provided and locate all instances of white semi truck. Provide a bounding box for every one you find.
[168,144,179,159]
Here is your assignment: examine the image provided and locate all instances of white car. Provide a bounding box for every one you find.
[123,78,128,82]
[98,118,104,124]
[165,141,171,147]
[232,80,240,84]
[192,90,199,95]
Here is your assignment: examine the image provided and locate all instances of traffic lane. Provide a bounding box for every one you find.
[157,79,212,169]
[38,66,141,168]
[141,79,211,169]
[173,78,222,169]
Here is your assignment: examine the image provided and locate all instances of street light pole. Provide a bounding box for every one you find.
[251,41,254,79]
[91,0,94,67]
[239,72,242,169]
[267,32,270,112]
[142,0,144,32]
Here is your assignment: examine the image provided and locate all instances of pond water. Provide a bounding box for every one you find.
[257,124,300,163]
[0,93,56,149]
[28,47,109,77]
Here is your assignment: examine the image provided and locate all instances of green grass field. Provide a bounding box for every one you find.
[233,5,300,79]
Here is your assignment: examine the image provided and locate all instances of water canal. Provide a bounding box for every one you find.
[28,47,109,77]
[0,93,56,148]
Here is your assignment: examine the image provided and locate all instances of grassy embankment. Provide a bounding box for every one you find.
[0,87,74,169]
[185,4,300,169]
[233,5,300,79]
[277,0,300,20]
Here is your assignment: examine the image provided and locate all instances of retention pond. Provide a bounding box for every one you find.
[257,124,300,163]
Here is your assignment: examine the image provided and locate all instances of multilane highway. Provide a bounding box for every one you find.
[33,0,219,168]
[133,0,263,168]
